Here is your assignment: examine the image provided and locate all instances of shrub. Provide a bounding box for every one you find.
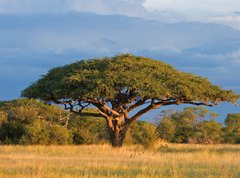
[20,120,72,145]
[68,111,109,144]
[0,99,72,145]
[129,121,158,148]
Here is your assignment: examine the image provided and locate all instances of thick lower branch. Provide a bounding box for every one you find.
[127,99,146,112]
[130,103,159,123]
[129,99,215,123]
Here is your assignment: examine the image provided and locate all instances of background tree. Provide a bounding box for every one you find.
[157,107,223,144]
[194,120,223,144]
[22,54,239,147]
[156,110,176,142]
[223,113,240,143]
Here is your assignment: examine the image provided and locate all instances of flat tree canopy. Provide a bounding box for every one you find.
[22,54,239,147]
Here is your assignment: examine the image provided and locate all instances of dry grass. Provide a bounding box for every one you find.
[0,144,240,177]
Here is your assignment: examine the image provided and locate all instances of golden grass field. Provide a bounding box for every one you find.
[0,144,240,178]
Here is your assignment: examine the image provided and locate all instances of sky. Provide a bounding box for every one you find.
[0,0,239,121]
[0,0,240,29]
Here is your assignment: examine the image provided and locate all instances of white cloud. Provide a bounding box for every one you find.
[143,0,240,17]
[0,0,240,29]
[208,15,240,30]
[143,0,240,29]
[0,0,147,17]
[71,0,147,17]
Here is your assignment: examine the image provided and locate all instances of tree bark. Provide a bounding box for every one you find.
[107,119,130,148]
[110,131,124,147]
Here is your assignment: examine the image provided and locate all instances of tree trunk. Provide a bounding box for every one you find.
[108,120,130,148]
[110,132,125,147]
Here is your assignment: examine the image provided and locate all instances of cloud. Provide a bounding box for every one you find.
[71,0,147,17]
[143,0,240,17]
[175,49,240,87]
[143,0,240,29]
[208,14,240,30]
[0,0,240,29]
[0,0,147,17]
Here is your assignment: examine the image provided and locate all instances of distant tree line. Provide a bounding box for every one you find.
[157,107,240,144]
[0,99,239,146]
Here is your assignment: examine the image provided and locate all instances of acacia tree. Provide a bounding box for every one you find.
[22,54,239,147]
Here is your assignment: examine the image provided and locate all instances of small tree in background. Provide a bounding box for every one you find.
[223,113,240,143]
[156,111,176,142]
[157,107,223,144]
[22,54,239,147]
[195,120,223,144]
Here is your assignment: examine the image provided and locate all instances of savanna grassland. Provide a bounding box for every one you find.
[0,144,240,178]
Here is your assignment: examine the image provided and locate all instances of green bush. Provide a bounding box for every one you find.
[128,121,158,148]
[20,120,72,145]
[0,120,26,144]
[68,110,110,144]
[0,99,72,145]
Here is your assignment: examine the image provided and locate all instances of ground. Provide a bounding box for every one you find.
[0,144,240,177]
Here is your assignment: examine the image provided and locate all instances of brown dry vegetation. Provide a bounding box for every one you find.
[0,144,240,178]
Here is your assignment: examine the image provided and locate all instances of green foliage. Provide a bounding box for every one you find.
[0,99,72,145]
[128,121,158,148]
[192,121,223,144]
[0,119,26,144]
[0,99,70,124]
[0,110,7,124]
[22,54,239,107]
[223,113,240,143]
[20,120,72,145]
[157,107,223,144]
[225,113,240,126]
[68,109,109,144]
[156,117,176,142]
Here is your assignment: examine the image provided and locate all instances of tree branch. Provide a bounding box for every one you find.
[183,101,215,107]
[129,104,155,123]
[129,99,160,123]
[81,98,120,117]
[128,99,215,123]
[103,104,120,116]
[96,108,109,118]
[120,106,130,119]
[158,100,215,107]
[127,99,147,112]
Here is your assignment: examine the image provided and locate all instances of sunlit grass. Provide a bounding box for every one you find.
[0,144,240,177]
